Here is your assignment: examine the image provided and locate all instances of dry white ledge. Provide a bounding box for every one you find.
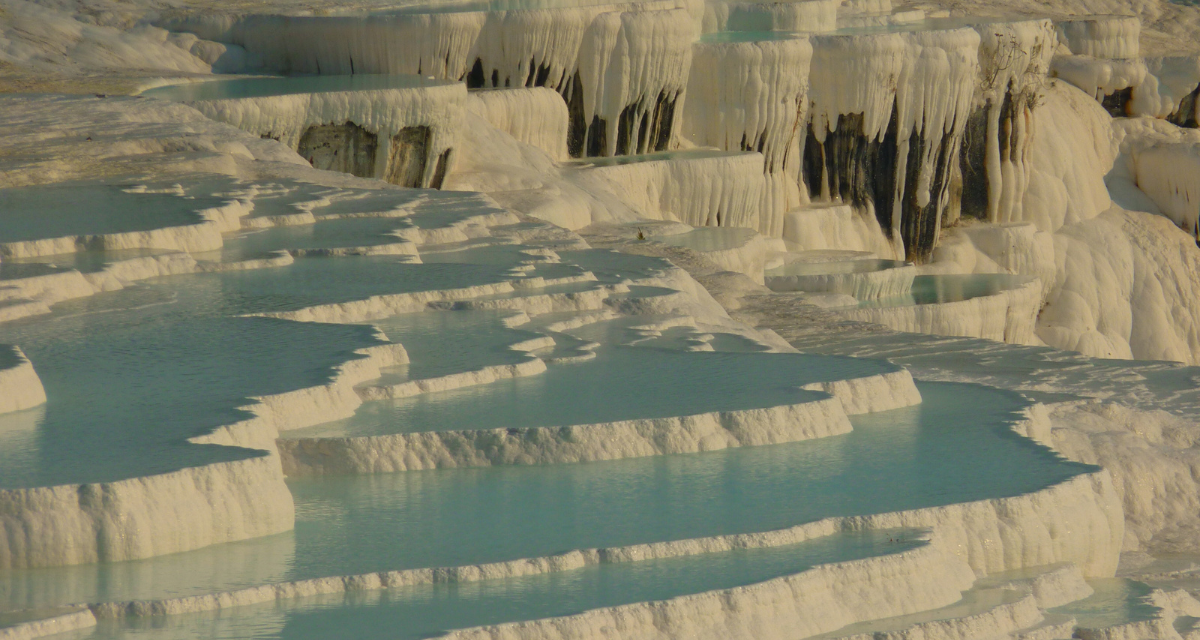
[435,542,972,640]
[0,199,249,259]
[0,347,47,415]
[280,394,855,475]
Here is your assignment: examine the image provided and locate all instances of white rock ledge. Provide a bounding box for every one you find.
[832,279,1043,345]
[438,541,977,640]
[0,342,407,570]
[0,200,248,259]
[0,608,96,640]
[279,394,854,476]
[0,347,47,415]
[74,466,1119,636]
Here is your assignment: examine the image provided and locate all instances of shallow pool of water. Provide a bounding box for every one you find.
[284,342,899,438]
[213,217,416,262]
[0,183,220,243]
[140,75,453,102]
[366,309,544,383]
[0,253,520,488]
[1050,578,1160,628]
[768,259,907,277]
[72,531,924,640]
[0,381,1094,616]
[653,226,758,252]
[856,273,1030,308]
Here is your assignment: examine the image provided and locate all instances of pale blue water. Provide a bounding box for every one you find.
[78,530,923,640]
[1050,579,1160,627]
[366,310,545,383]
[0,383,1093,616]
[856,273,1030,308]
[238,184,340,224]
[140,75,452,102]
[768,259,908,277]
[654,226,757,252]
[4,249,172,275]
[557,249,672,284]
[0,284,382,488]
[0,262,72,280]
[0,255,517,488]
[285,342,903,438]
[0,183,219,243]
[284,383,1090,575]
[309,189,419,218]
[0,344,19,370]
[213,217,416,262]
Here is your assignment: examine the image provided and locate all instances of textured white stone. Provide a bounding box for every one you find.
[0,348,46,415]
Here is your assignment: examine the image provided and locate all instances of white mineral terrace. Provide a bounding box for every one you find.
[5,0,1200,636]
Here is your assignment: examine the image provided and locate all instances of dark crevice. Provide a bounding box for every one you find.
[385,126,432,188]
[298,122,378,179]
[1101,87,1133,118]
[801,105,961,262]
[465,59,485,89]
[431,148,453,189]
[1169,83,1200,128]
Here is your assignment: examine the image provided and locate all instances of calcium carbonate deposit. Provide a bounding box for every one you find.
[5,0,1200,636]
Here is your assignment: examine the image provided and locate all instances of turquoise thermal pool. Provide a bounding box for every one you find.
[856,273,1032,308]
[285,343,896,438]
[768,259,909,277]
[0,383,1092,621]
[0,253,524,488]
[139,74,453,102]
[653,226,758,252]
[66,531,926,640]
[1050,579,1161,628]
[0,183,219,244]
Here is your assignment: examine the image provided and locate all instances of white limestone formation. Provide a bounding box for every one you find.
[182,83,466,188]
[437,541,978,640]
[928,222,1057,298]
[1056,16,1142,60]
[0,198,248,259]
[11,0,1200,633]
[466,88,570,161]
[280,366,919,476]
[805,27,980,262]
[680,37,810,225]
[166,4,697,158]
[572,152,770,232]
[0,347,47,415]
[833,277,1042,345]
[1126,137,1200,237]
[701,0,839,34]
[278,394,857,475]
[652,225,787,284]
[782,203,900,258]
[0,454,294,570]
[766,261,917,299]
[1021,80,1118,233]
[958,19,1057,225]
[0,608,96,640]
